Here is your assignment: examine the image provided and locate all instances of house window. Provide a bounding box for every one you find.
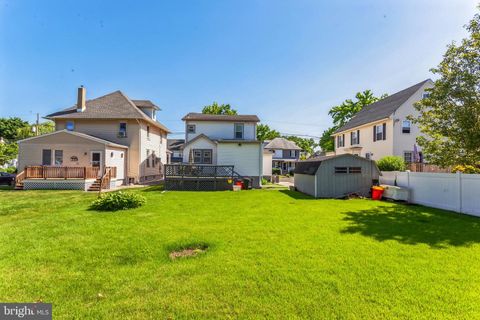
[334,167,348,173]
[119,122,127,138]
[365,153,371,160]
[404,151,413,163]
[422,92,430,99]
[349,167,362,174]
[42,149,52,165]
[402,120,411,134]
[373,123,386,141]
[152,110,156,120]
[54,150,63,165]
[193,149,212,164]
[234,123,244,139]
[146,126,150,139]
[152,151,156,167]
[290,150,296,158]
[187,124,196,134]
[66,121,74,131]
[337,134,345,148]
[146,150,150,168]
[351,130,360,145]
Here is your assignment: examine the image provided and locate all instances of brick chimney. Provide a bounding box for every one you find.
[77,86,86,112]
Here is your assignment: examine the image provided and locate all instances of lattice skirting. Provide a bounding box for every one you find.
[24,179,88,191]
[165,178,232,191]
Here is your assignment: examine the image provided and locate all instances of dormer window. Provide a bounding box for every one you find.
[234,123,244,139]
[66,121,74,131]
[118,122,127,138]
[152,110,156,120]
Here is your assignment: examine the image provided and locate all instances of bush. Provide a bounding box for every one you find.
[451,165,480,174]
[272,168,281,175]
[90,191,146,211]
[376,156,406,171]
[261,178,269,185]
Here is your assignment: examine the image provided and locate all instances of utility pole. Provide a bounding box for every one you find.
[36,113,40,136]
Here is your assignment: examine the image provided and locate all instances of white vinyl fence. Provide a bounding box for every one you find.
[380,171,480,217]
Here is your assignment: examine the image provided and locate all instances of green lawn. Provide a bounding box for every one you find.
[0,187,479,319]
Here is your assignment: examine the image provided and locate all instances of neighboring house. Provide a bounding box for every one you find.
[17,86,170,187]
[332,79,433,163]
[181,113,263,187]
[167,139,184,163]
[264,137,301,175]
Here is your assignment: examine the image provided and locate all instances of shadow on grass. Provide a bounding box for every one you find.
[141,185,165,192]
[341,204,480,248]
[279,190,315,200]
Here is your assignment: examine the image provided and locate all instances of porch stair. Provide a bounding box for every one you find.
[14,182,24,190]
[87,178,102,192]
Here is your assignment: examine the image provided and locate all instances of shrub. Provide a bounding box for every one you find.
[261,178,269,185]
[376,156,406,171]
[90,191,146,211]
[451,165,480,174]
[272,168,281,175]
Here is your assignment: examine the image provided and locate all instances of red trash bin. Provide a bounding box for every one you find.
[371,186,384,200]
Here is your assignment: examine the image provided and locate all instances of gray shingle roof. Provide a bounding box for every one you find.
[167,139,184,150]
[264,137,301,150]
[335,79,431,133]
[182,113,260,122]
[45,90,170,133]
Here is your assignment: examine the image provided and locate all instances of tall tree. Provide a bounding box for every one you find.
[283,135,317,155]
[16,121,55,140]
[202,102,238,115]
[319,90,387,152]
[256,124,280,141]
[0,142,18,166]
[0,117,29,141]
[412,9,480,167]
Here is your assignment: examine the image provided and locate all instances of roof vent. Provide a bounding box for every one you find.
[77,86,86,112]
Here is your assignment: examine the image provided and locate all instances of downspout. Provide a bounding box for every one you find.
[259,142,263,187]
[136,118,142,183]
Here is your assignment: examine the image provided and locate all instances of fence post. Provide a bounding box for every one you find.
[406,171,411,202]
[457,171,462,214]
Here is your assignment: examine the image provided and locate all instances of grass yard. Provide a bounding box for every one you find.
[0,187,479,319]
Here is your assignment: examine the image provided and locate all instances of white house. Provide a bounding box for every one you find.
[332,79,434,163]
[264,137,301,175]
[181,113,263,187]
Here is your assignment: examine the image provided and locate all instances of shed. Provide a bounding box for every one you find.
[294,154,380,198]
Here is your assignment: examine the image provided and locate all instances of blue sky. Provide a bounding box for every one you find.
[0,0,476,139]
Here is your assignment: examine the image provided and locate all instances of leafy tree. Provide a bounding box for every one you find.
[319,90,387,152]
[283,135,317,155]
[16,121,55,140]
[0,142,18,166]
[202,102,237,115]
[411,9,480,167]
[256,124,280,141]
[0,117,29,141]
[319,127,336,152]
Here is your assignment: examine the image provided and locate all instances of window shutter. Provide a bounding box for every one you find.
[383,123,386,140]
[373,126,376,142]
[350,132,353,145]
[357,130,360,144]
[342,134,345,147]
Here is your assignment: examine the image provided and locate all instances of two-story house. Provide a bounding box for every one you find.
[17,87,170,188]
[332,79,433,162]
[264,137,301,175]
[181,113,263,187]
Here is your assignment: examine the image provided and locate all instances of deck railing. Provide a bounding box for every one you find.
[164,164,235,178]
[24,166,115,179]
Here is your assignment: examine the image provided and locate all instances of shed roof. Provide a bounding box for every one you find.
[335,79,431,133]
[294,154,380,175]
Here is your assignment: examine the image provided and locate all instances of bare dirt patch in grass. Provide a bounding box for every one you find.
[169,244,208,260]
